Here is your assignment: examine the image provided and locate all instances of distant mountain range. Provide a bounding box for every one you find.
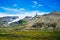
[0,16,19,27]
[0,16,32,27]
[0,11,60,30]
[9,16,33,27]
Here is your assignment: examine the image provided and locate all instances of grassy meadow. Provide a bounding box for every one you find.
[0,28,60,40]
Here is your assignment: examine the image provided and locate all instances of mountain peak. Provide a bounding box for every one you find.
[49,11,60,15]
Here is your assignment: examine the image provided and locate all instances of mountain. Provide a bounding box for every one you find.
[9,20,26,27]
[23,16,32,22]
[24,11,60,30]
[9,16,32,27]
[0,16,19,27]
[0,11,60,30]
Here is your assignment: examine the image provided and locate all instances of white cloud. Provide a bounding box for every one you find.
[0,12,18,17]
[0,6,49,19]
[13,4,17,6]
[0,6,25,12]
[0,11,48,18]
[32,1,43,8]
[0,6,25,14]
[33,1,38,5]
[0,11,49,24]
[0,6,20,12]
[19,8,25,11]
[38,4,43,7]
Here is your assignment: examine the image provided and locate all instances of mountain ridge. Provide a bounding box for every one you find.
[23,11,60,30]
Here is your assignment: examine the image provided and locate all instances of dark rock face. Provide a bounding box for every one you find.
[32,22,57,29]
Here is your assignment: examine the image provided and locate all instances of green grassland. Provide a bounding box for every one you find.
[0,28,60,40]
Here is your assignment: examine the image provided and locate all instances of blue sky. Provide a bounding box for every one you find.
[0,0,60,18]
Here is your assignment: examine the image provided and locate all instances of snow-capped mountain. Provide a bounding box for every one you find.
[0,15,33,27]
[0,16,19,27]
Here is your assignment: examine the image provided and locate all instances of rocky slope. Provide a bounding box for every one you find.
[24,11,60,30]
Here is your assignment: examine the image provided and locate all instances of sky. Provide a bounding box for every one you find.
[0,0,60,18]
